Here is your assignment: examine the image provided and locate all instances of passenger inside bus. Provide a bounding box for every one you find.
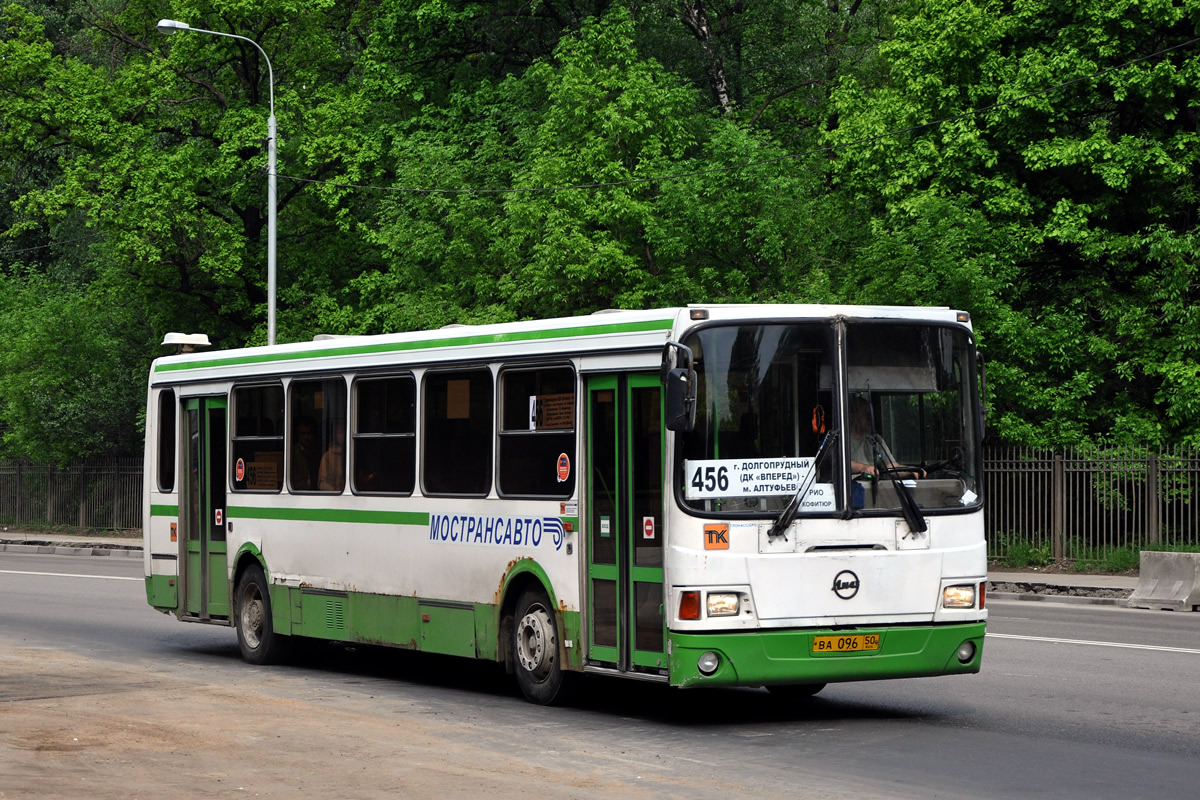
[291,417,319,490]
[318,424,346,492]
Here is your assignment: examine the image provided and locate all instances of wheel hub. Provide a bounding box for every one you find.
[516,607,555,679]
[241,591,265,649]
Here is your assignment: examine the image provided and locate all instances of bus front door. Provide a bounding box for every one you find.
[182,396,230,620]
[586,374,666,673]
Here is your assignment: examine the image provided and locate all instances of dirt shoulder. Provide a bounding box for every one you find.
[0,645,678,800]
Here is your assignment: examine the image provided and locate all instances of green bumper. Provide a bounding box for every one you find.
[668,622,986,688]
[145,575,178,610]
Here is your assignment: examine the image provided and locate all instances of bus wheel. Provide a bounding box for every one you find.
[235,564,289,666]
[768,683,826,700]
[512,587,567,705]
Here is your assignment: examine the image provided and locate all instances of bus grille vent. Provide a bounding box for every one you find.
[325,599,346,632]
[805,544,888,552]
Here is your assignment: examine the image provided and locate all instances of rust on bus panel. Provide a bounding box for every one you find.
[494,557,525,605]
[493,557,572,613]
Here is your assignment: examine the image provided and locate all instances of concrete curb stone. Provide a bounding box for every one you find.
[0,539,142,558]
[987,590,1130,607]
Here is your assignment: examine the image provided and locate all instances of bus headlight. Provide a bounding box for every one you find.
[942,584,976,608]
[706,592,740,617]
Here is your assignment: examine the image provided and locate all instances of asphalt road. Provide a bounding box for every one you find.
[3,550,1199,799]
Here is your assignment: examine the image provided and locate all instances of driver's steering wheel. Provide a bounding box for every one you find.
[878,465,925,479]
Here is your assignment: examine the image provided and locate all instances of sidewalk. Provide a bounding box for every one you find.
[0,531,1140,605]
[988,570,1137,606]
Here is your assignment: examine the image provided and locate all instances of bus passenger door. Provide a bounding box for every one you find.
[182,397,230,620]
[586,374,666,673]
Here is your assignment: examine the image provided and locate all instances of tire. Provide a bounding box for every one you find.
[767,683,826,700]
[511,587,569,705]
[234,564,290,666]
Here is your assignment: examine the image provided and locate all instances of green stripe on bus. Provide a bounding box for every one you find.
[154,316,675,373]
[227,506,430,526]
[150,504,178,516]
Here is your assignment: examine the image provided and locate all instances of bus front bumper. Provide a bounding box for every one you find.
[668,622,986,688]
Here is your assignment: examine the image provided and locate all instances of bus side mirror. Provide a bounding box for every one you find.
[665,367,696,432]
[661,341,697,432]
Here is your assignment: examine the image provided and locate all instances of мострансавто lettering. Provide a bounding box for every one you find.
[428,514,565,551]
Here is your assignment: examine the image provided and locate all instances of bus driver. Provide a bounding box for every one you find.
[848,397,926,480]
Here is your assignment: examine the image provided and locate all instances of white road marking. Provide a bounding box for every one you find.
[0,569,140,582]
[987,632,1200,655]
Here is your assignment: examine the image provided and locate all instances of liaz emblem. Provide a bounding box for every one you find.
[832,570,860,600]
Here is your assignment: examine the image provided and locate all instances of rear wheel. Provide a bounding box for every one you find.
[512,587,569,705]
[235,564,290,665]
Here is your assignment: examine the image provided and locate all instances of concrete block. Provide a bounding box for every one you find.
[1127,552,1200,611]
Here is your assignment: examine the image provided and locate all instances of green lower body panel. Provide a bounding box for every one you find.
[284,590,476,655]
[559,609,583,671]
[668,622,986,688]
[145,575,178,610]
[267,585,581,667]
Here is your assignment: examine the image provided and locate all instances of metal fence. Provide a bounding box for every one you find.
[985,445,1200,559]
[0,459,142,532]
[1,448,1197,553]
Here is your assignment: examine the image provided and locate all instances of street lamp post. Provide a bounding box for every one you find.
[157,19,278,346]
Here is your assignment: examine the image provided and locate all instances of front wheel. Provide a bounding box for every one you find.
[235,564,290,666]
[512,587,569,705]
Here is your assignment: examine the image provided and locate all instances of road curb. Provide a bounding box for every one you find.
[0,542,142,558]
[987,591,1129,607]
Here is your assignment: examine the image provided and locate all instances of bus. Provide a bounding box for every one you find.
[143,304,987,703]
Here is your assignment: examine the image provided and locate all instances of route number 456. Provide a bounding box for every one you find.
[691,465,730,493]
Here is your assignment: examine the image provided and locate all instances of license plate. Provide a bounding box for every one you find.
[812,634,880,653]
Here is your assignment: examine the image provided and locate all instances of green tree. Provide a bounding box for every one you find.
[827,0,1200,447]
[0,1,388,457]
[0,265,149,463]
[4,0,1197,462]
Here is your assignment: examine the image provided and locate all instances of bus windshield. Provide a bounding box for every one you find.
[677,320,981,516]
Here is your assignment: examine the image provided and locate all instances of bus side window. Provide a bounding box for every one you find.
[423,369,493,496]
[231,384,284,492]
[289,377,348,493]
[497,366,575,498]
[352,376,415,494]
[157,389,176,492]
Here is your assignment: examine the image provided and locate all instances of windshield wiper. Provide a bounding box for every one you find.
[866,434,928,534]
[858,384,926,534]
[768,430,838,540]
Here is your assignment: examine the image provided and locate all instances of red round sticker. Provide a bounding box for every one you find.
[556,453,570,483]
[235,458,246,482]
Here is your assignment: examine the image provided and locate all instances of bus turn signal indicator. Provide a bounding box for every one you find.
[679,591,701,620]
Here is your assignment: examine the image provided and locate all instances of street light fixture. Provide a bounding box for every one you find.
[157,19,279,346]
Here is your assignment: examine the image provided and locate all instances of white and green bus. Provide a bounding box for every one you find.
[143,305,987,703]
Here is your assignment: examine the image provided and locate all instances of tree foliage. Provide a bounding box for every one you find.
[0,0,1197,459]
[827,0,1200,446]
